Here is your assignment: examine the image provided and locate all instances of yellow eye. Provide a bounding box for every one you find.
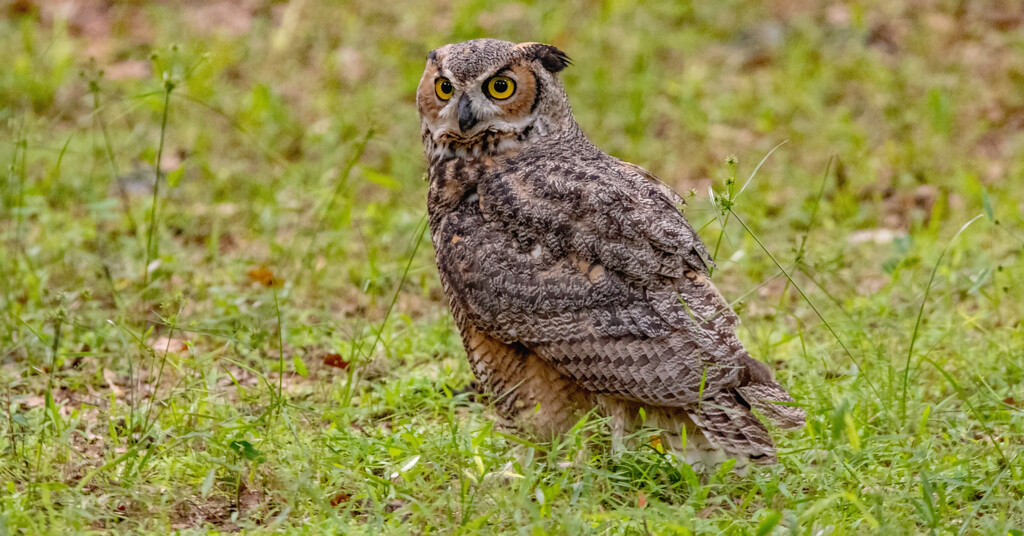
[486,76,515,100]
[435,78,454,100]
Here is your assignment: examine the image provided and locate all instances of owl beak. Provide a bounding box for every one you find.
[457,95,478,133]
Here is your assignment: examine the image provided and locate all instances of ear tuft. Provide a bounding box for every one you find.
[523,43,571,73]
[427,49,438,61]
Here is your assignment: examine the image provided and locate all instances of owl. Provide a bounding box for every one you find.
[417,38,804,468]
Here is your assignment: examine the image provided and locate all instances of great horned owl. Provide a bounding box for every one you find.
[417,38,804,468]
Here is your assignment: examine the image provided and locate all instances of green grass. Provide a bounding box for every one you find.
[2,1,1024,534]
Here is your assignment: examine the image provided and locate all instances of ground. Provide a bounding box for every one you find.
[1,0,1023,534]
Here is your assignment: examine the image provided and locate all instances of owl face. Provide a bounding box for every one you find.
[417,39,571,159]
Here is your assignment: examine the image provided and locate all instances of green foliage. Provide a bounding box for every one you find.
[2,1,1024,533]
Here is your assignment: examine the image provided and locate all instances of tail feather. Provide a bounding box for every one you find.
[597,379,805,472]
[736,381,806,430]
[689,391,777,463]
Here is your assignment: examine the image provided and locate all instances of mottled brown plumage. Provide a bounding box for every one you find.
[417,39,804,468]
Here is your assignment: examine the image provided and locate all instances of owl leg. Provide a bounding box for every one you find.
[595,395,637,456]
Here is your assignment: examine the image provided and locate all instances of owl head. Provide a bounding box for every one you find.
[417,39,574,160]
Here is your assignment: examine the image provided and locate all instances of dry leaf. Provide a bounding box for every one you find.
[160,148,186,172]
[322,353,349,370]
[103,368,124,395]
[148,336,189,354]
[247,267,281,287]
[18,395,46,409]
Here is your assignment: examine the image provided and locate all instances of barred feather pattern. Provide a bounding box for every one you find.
[420,38,804,466]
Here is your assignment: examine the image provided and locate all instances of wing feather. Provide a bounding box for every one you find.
[433,155,764,407]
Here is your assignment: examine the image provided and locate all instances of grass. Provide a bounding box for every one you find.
[2,1,1024,533]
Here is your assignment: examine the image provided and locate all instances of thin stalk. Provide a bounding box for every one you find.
[298,128,375,282]
[273,283,285,414]
[707,179,734,271]
[90,81,140,237]
[4,389,16,458]
[360,213,428,364]
[14,126,27,259]
[899,214,983,423]
[795,157,832,262]
[2,127,22,304]
[922,356,1017,479]
[141,316,178,438]
[736,140,787,199]
[44,314,62,416]
[707,142,786,274]
[779,157,832,308]
[176,93,289,167]
[139,299,186,451]
[37,313,63,477]
[729,209,890,415]
[342,213,428,410]
[143,83,174,287]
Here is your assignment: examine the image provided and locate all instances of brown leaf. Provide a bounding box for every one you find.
[148,336,189,354]
[18,395,46,409]
[103,368,124,395]
[6,0,38,18]
[160,148,186,172]
[322,353,349,370]
[247,266,281,287]
[648,435,664,454]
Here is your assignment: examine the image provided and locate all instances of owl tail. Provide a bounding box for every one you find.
[736,381,806,429]
[688,381,805,464]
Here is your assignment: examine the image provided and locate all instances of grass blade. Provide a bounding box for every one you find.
[900,214,983,423]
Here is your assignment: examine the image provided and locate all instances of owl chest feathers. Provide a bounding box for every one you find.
[426,142,596,271]
[427,146,583,326]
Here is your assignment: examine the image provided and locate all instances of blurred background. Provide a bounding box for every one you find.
[3,0,1021,307]
[1,0,1023,532]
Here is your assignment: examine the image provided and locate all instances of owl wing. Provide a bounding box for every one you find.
[480,157,715,283]
[435,157,788,409]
